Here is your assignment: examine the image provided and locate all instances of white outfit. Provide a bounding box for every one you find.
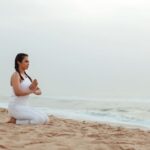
[8,77,49,125]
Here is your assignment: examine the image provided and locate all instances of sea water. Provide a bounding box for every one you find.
[1,96,150,129]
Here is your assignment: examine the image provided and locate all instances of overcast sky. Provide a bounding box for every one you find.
[0,0,150,99]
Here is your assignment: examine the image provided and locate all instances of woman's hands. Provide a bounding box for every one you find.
[29,79,42,95]
[29,79,38,91]
[33,87,42,95]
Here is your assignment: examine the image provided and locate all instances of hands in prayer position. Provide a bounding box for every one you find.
[29,79,41,95]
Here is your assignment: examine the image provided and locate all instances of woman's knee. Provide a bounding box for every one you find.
[45,116,49,124]
[37,113,49,124]
[30,116,47,124]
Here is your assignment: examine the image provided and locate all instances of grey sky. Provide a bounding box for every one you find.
[0,0,150,98]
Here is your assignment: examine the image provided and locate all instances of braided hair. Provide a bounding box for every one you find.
[15,53,32,82]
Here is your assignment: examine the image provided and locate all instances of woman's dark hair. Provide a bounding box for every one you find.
[15,53,32,82]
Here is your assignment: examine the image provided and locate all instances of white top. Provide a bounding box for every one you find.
[9,77,32,105]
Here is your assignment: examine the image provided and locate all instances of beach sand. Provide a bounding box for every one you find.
[0,108,150,150]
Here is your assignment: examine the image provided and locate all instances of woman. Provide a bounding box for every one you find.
[7,53,49,125]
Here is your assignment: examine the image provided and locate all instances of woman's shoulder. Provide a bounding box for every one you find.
[10,72,21,86]
[11,72,20,79]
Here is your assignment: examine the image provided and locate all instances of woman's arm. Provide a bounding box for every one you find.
[11,72,33,96]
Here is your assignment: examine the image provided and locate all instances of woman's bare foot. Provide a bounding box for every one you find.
[6,117,16,124]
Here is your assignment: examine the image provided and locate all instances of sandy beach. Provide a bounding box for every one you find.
[0,108,150,150]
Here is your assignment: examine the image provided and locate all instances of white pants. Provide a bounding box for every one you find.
[8,103,49,125]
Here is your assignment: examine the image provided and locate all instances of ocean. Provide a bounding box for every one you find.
[1,95,150,129]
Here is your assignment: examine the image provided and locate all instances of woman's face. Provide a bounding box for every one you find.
[18,56,29,70]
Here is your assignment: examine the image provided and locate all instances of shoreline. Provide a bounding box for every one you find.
[1,107,150,150]
[0,103,150,131]
[1,98,150,130]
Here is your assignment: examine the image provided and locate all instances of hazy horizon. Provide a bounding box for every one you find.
[0,0,150,99]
